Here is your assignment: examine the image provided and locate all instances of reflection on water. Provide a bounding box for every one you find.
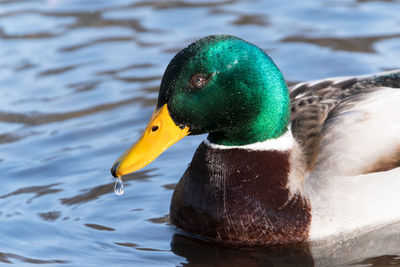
[283,33,400,53]
[0,0,399,265]
[0,251,68,265]
[171,234,314,266]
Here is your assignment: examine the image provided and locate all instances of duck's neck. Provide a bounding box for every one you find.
[170,133,311,245]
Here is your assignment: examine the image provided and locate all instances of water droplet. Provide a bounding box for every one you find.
[114,178,124,196]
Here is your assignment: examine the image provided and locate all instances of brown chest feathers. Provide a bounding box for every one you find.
[170,142,311,246]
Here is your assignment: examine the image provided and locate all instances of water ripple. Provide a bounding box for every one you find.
[85,223,116,231]
[283,33,400,53]
[0,183,62,203]
[0,251,68,265]
[0,96,153,125]
[60,169,154,206]
[38,210,62,221]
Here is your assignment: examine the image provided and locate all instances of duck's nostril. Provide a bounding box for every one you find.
[151,126,159,132]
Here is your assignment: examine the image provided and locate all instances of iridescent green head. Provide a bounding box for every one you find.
[157,34,290,146]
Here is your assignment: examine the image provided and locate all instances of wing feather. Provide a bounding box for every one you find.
[289,70,400,172]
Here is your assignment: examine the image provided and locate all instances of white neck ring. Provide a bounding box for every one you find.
[203,128,294,151]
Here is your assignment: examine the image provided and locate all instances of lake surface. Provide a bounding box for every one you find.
[0,0,400,266]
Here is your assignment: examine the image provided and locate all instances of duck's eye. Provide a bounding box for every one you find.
[190,74,208,89]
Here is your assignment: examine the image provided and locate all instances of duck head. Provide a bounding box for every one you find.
[111,35,290,177]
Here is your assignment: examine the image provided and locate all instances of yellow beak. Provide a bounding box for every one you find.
[111,104,190,178]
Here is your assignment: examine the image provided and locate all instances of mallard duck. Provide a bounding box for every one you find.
[111,35,400,246]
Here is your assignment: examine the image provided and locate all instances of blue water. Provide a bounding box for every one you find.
[0,0,400,266]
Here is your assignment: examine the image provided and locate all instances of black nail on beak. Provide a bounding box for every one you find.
[111,162,119,178]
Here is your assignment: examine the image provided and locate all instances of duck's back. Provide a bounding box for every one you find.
[290,70,400,177]
[289,70,400,240]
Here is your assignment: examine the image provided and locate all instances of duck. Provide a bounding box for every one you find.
[111,34,400,246]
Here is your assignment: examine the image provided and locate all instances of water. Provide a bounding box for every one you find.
[0,0,399,266]
[114,178,124,196]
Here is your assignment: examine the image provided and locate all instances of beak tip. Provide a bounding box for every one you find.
[111,162,119,178]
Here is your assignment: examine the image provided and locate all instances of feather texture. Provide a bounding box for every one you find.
[290,70,400,174]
